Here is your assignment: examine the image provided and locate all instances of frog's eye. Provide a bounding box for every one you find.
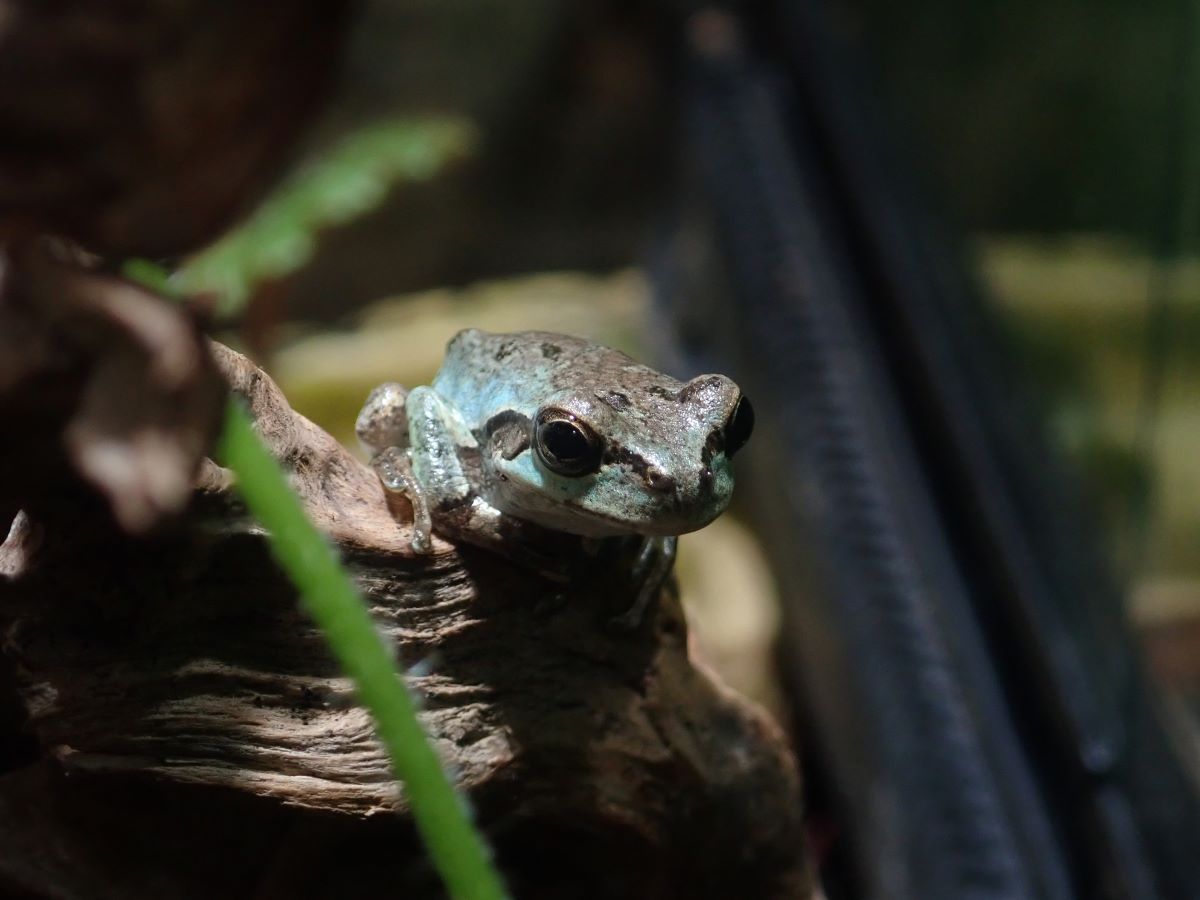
[534,408,602,477]
[724,395,755,457]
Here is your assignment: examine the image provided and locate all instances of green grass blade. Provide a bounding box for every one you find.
[122,113,501,892]
[217,398,509,900]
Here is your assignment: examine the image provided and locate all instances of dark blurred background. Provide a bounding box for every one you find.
[839,0,1200,714]
[195,1,1200,895]
[257,0,1200,727]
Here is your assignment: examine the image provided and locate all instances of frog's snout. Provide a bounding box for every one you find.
[644,465,677,495]
[659,457,734,528]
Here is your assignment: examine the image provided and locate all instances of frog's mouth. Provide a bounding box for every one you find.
[489,453,733,537]
[500,492,712,538]
[557,492,727,538]
[540,504,715,540]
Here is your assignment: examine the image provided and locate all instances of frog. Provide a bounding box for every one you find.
[355,328,754,626]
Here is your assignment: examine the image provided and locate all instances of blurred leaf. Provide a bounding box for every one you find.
[176,117,476,315]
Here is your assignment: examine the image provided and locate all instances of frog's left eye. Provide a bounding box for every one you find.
[534,408,602,477]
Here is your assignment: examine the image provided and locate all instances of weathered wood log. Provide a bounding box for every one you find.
[0,342,810,899]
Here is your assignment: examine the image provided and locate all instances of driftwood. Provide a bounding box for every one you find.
[0,339,810,898]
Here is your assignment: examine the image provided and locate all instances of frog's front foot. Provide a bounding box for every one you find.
[372,446,434,554]
[610,535,678,630]
[432,498,575,583]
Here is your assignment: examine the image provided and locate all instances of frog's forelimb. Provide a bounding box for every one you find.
[371,446,433,554]
[358,382,569,575]
[611,535,677,630]
[357,382,475,555]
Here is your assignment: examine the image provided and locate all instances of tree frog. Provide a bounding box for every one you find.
[355,329,754,626]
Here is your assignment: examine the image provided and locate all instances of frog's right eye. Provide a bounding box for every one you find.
[534,408,602,477]
[724,395,755,458]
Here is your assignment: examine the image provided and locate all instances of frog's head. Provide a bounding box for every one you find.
[482,371,754,537]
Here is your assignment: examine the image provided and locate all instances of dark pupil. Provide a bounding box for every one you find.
[725,396,754,457]
[542,420,591,462]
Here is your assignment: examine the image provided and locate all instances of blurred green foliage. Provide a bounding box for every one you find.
[848,0,1200,584]
[980,238,1199,575]
[177,117,475,316]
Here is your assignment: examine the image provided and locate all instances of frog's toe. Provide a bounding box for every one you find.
[608,535,677,630]
[371,446,434,554]
[410,530,434,555]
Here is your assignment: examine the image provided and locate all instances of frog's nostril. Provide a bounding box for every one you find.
[698,467,714,491]
[645,467,676,494]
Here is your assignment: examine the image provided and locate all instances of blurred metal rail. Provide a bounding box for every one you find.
[651,4,1200,898]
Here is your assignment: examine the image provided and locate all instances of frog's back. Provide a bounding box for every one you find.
[431,329,676,426]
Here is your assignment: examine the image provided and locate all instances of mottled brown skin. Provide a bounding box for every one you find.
[357,329,754,626]
[371,329,752,540]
